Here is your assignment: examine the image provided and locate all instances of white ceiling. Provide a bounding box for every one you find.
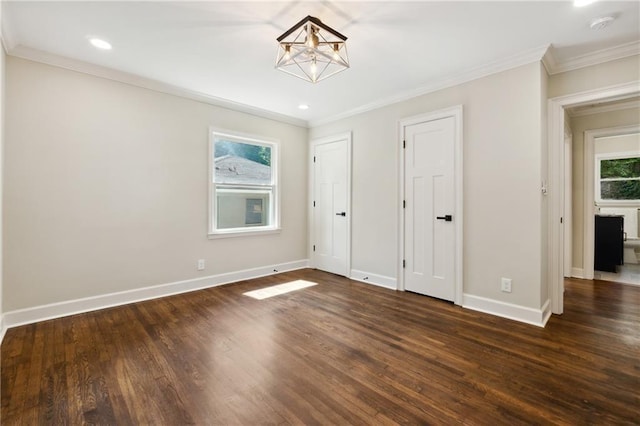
[3,1,640,125]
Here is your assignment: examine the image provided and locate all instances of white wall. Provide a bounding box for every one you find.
[569,107,640,269]
[594,132,640,155]
[4,57,308,311]
[4,49,634,325]
[310,62,546,310]
[548,55,640,99]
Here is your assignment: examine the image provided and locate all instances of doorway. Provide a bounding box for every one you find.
[399,106,463,304]
[310,132,352,277]
[580,125,640,279]
[548,82,640,314]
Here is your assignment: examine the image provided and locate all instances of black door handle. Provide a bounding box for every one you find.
[436,215,452,222]
[335,212,346,217]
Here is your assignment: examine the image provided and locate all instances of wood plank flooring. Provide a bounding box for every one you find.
[2,269,639,424]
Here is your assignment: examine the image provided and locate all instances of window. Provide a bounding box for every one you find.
[209,130,279,237]
[596,152,640,205]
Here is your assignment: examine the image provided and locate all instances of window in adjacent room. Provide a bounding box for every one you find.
[596,152,640,205]
[209,130,279,237]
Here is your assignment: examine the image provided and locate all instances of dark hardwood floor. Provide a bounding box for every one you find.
[1,269,639,425]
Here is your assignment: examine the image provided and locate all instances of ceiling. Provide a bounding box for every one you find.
[2,1,640,125]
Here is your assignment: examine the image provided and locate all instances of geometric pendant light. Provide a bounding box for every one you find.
[275,15,349,83]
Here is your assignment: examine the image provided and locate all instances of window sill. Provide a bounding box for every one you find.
[208,227,281,239]
[596,200,640,207]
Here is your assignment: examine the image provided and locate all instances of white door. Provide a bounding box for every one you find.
[312,135,350,276]
[404,116,456,301]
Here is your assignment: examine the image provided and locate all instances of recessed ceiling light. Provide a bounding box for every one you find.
[298,104,310,110]
[574,0,597,7]
[89,38,112,50]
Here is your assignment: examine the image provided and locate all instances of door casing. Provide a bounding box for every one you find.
[563,126,573,278]
[548,81,640,314]
[309,132,352,275]
[398,106,464,306]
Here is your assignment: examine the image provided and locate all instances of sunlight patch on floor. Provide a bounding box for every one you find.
[243,280,318,300]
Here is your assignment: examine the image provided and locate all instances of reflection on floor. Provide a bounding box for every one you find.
[595,263,640,286]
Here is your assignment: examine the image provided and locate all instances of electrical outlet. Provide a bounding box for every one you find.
[501,278,512,293]
[197,259,205,271]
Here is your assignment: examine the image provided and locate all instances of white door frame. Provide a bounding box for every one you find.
[548,81,640,314]
[563,124,573,278]
[583,124,640,280]
[309,132,352,274]
[398,105,463,305]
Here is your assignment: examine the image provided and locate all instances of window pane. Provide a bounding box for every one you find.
[601,158,640,179]
[601,180,640,200]
[214,140,272,185]
[216,187,271,229]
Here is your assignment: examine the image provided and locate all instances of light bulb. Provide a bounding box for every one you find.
[333,43,340,61]
[305,27,319,48]
[310,59,317,77]
[284,45,291,61]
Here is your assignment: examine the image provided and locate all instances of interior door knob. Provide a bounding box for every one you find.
[436,215,452,222]
[335,212,346,216]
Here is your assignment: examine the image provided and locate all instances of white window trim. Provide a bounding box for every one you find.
[208,128,281,239]
[595,150,640,207]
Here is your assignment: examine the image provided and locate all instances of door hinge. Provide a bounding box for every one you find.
[403,260,406,268]
[313,245,316,252]
[403,140,406,149]
[403,200,406,208]
[313,156,316,163]
[560,217,563,224]
[313,201,316,207]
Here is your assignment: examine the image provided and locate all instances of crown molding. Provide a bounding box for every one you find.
[7,45,309,128]
[309,44,551,127]
[567,99,640,117]
[541,45,558,75]
[7,37,639,129]
[545,40,640,75]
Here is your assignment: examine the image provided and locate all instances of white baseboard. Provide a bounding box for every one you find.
[571,268,585,279]
[462,294,551,327]
[349,269,397,290]
[2,259,309,329]
[540,299,552,326]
